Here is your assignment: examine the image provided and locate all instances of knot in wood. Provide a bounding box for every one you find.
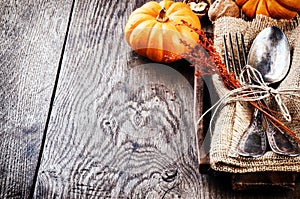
[161,169,178,182]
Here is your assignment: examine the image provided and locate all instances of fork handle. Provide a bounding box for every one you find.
[238,109,267,157]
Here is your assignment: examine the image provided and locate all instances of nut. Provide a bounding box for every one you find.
[189,2,208,13]
[208,0,240,22]
[184,0,211,18]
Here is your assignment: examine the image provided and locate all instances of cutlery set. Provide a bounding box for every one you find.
[223,26,300,157]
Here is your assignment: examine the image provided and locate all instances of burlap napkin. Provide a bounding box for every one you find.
[210,15,300,173]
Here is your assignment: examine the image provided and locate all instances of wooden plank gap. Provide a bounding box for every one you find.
[28,0,77,198]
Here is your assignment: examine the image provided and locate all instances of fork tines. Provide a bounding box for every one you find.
[223,33,247,79]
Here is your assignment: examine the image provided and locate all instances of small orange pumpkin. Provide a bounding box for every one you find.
[236,0,300,20]
[124,0,201,63]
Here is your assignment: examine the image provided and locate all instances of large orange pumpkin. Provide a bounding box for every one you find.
[124,0,201,63]
[236,0,300,20]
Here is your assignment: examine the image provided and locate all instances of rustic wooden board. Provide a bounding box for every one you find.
[0,0,72,198]
[32,0,204,198]
[21,0,300,198]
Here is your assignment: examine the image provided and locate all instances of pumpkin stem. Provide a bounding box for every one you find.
[156,8,169,23]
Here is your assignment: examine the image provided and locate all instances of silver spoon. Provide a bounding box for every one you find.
[238,26,300,157]
[248,26,300,156]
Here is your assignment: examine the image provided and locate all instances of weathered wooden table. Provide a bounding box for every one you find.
[1,0,300,198]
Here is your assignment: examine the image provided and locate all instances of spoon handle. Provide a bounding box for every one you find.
[266,117,300,157]
[238,109,267,157]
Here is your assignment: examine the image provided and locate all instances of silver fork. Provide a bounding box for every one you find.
[223,33,267,157]
[223,33,300,157]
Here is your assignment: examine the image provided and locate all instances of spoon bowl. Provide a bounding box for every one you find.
[248,26,291,85]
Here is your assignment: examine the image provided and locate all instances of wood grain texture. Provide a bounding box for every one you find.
[30,0,300,198]
[33,0,204,198]
[0,0,72,197]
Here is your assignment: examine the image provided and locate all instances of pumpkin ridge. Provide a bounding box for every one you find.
[167,6,200,26]
[243,0,261,19]
[146,23,164,62]
[126,14,156,32]
[165,2,190,14]
[276,0,300,12]
[256,0,270,17]
[267,0,297,19]
[161,24,179,62]
[130,20,156,51]
[177,30,191,52]
[174,17,198,45]
[178,25,199,49]
[167,7,193,18]
[164,23,183,52]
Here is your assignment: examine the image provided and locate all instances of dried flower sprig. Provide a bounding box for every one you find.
[180,20,240,90]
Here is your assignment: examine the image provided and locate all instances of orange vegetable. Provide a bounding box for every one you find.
[124,0,201,63]
[236,0,300,19]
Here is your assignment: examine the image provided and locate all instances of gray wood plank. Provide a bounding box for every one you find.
[0,0,72,197]
[32,0,300,198]
[32,0,204,198]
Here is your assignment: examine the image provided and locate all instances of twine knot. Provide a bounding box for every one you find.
[269,88,279,95]
[239,65,292,122]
